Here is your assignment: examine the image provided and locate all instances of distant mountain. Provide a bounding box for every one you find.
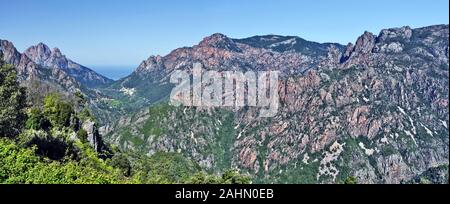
[0,39,118,125]
[0,39,82,93]
[235,34,345,56]
[24,43,113,88]
[104,24,449,184]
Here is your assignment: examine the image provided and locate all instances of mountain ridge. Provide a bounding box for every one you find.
[24,42,113,88]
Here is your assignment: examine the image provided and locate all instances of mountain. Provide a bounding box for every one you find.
[1,40,112,93]
[0,39,118,125]
[101,32,346,114]
[0,39,82,93]
[24,43,113,88]
[235,34,344,56]
[104,25,449,184]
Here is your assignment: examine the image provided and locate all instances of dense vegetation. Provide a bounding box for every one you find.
[0,57,250,184]
[0,58,27,138]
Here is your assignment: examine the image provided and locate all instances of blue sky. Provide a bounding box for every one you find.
[0,0,448,70]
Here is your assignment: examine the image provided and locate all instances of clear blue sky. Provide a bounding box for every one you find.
[0,0,448,68]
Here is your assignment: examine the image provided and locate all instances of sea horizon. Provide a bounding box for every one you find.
[88,65,137,80]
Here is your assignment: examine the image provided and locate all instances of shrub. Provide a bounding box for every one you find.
[0,138,120,184]
[343,176,358,184]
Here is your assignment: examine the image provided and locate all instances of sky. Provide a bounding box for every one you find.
[0,0,448,76]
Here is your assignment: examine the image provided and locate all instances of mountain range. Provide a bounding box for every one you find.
[1,24,449,183]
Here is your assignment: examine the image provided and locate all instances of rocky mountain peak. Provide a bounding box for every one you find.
[23,42,112,87]
[0,40,19,56]
[1,39,80,89]
[198,33,241,52]
[353,31,376,54]
[36,42,51,51]
[25,43,72,68]
[51,47,64,58]
[0,39,22,65]
[340,42,355,62]
[24,43,52,64]
[1,39,41,78]
[0,39,15,50]
[199,33,229,45]
[339,31,376,64]
[378,26,413,42]
[136,55,164,72]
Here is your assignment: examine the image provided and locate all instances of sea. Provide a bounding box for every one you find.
[89,65,137,80]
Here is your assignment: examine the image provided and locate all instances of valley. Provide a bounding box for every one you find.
[1,24,449,184]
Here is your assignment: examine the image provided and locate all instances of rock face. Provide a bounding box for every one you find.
[82,120,105,152]
[24,43,113,88]
[199,33,242,52]
[105,24,449,184]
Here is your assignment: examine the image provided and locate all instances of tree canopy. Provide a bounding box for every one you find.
[0,55,27,138]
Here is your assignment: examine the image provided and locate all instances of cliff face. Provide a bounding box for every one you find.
[105,25,449,184]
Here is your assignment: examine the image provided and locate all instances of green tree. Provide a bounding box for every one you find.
[221,169,252,184]
[77,129,88,143]
[74,91,87,106]
[78,107,94,121]
[0,138,122,184]
[185,172,221,184]
[343,176,358,184]
[0,55,27,137]
[184,169,251,184]
[108,153,132,177]
[25,108,51,131]
[43,93,75,128]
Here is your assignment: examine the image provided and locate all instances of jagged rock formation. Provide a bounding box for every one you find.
[82,120,107,153]
[105,24,449,184]
[24,43,113,88]
[0,39,81,92]
[1,40,112,93]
